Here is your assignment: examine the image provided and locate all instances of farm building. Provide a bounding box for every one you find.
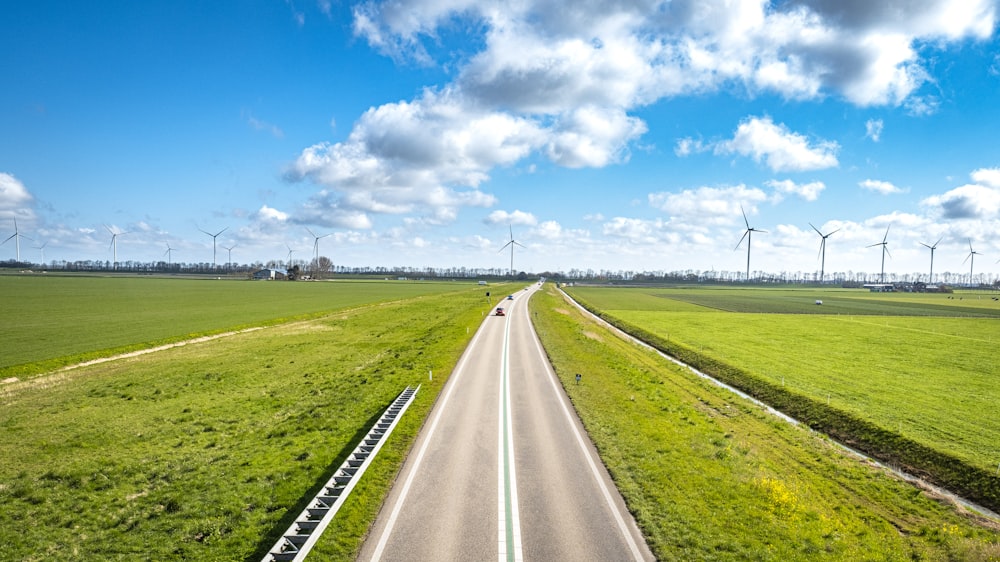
[863,283,894,292]
[252,268,287,280]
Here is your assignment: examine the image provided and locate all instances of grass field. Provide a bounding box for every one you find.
[0,274,477,378]
[0,281,508,560]
[565,285,1000,513]
[530,284,1000,560]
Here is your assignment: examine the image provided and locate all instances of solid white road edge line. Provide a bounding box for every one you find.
[367,317,491,562]
[526,307,647,562]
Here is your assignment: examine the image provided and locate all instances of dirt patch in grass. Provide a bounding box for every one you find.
[582,330,604,341]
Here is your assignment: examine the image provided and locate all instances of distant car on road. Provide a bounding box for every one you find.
[495,307,505,316]
[507,295,514,300]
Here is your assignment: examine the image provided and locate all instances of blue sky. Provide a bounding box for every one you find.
[3,1,1000,281]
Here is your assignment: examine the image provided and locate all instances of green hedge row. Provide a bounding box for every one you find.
[570,295,1000,515]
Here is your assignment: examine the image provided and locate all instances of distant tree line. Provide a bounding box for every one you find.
[3,257,999,289]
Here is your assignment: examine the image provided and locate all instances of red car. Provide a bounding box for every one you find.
[495,307,505,316]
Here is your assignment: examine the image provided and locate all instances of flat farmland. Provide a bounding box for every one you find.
[0,280,503,560]
[566,285,1000,511]
[531,284,999,560]
[0,275,475,377]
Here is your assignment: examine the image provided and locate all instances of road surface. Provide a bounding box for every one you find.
[358,284,654,561]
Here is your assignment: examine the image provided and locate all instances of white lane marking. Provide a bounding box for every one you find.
[367,319,491,562]
[525,300,647,562]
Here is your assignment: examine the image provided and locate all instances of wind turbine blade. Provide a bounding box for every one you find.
[919,242,931,249]
[2,233,15,244]
[933,237,943,248]
[809,222,822,236]
[735,230,749,250]
[306,227,316,238]
[882,225,890,243]
[513,240,526,248]
[827,228,840,237]
[216,227,228,237]
[884,246,892,259]
[740,205,750,229]
[498,241,514,253]
[817,239,824,260]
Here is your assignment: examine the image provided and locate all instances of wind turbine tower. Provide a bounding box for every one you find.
[306,227,331,274]
[105,225,127,270]
[736,206,766,282]
[964,239,982,286]
[498,225,525,277]
[867,226,891,284]
[164,244,177,267]
[809,222,838,283]
[34,241,47,265]
[919,237,942,284]
[223,244,236,272]
[199,226,228,269]
[2,218,32,262]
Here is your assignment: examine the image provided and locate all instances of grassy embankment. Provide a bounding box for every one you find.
[564,285,1000,516]
[0,280,515,560]
[529,283,999,560]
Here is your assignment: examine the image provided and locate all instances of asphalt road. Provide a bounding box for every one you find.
[358,283,654,561]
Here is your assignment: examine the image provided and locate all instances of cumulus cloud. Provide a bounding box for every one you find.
[1,172,33,204]
[715,116,839,172]
[485,209,537,226]
[922,168,1000,219]
[649,184,769,226]
[257,205,289,222]
[767,179,826,201]
[0,172,36,223]
[290,0,995,229]
[859,179,904,194]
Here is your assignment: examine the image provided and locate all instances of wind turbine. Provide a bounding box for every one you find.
[105,225,127,270]
[809,222,839,283]
[34,241,47,265]
[2,218,32,262]
[919,237,943,284]
[286,244,296,269]
[867,225,891,284]
[735,206,766,282]
[306,227,331,272]
[164,244,177,267]
[223,244,236,271]
[498,225,525,277]
[199,226,228,269]
[963,239,982,286]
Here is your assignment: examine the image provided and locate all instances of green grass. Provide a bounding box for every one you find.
[0,284,513,561]
[0,275,476,378]
[530,284,1000,560]
[565,285,1000,513]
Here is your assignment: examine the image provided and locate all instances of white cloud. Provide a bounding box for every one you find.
[257,205,289,222]
[865,118,884,142]
[245,112,285,139]
[485,209,537,226]
[285,0,996,242]
[922,168,1000,220]
[0,172,36,224]
[767,179,826,201]
[602,217,666,244]
[649,184,769,226]
[716,116,839,172]
[859,179,904,194]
